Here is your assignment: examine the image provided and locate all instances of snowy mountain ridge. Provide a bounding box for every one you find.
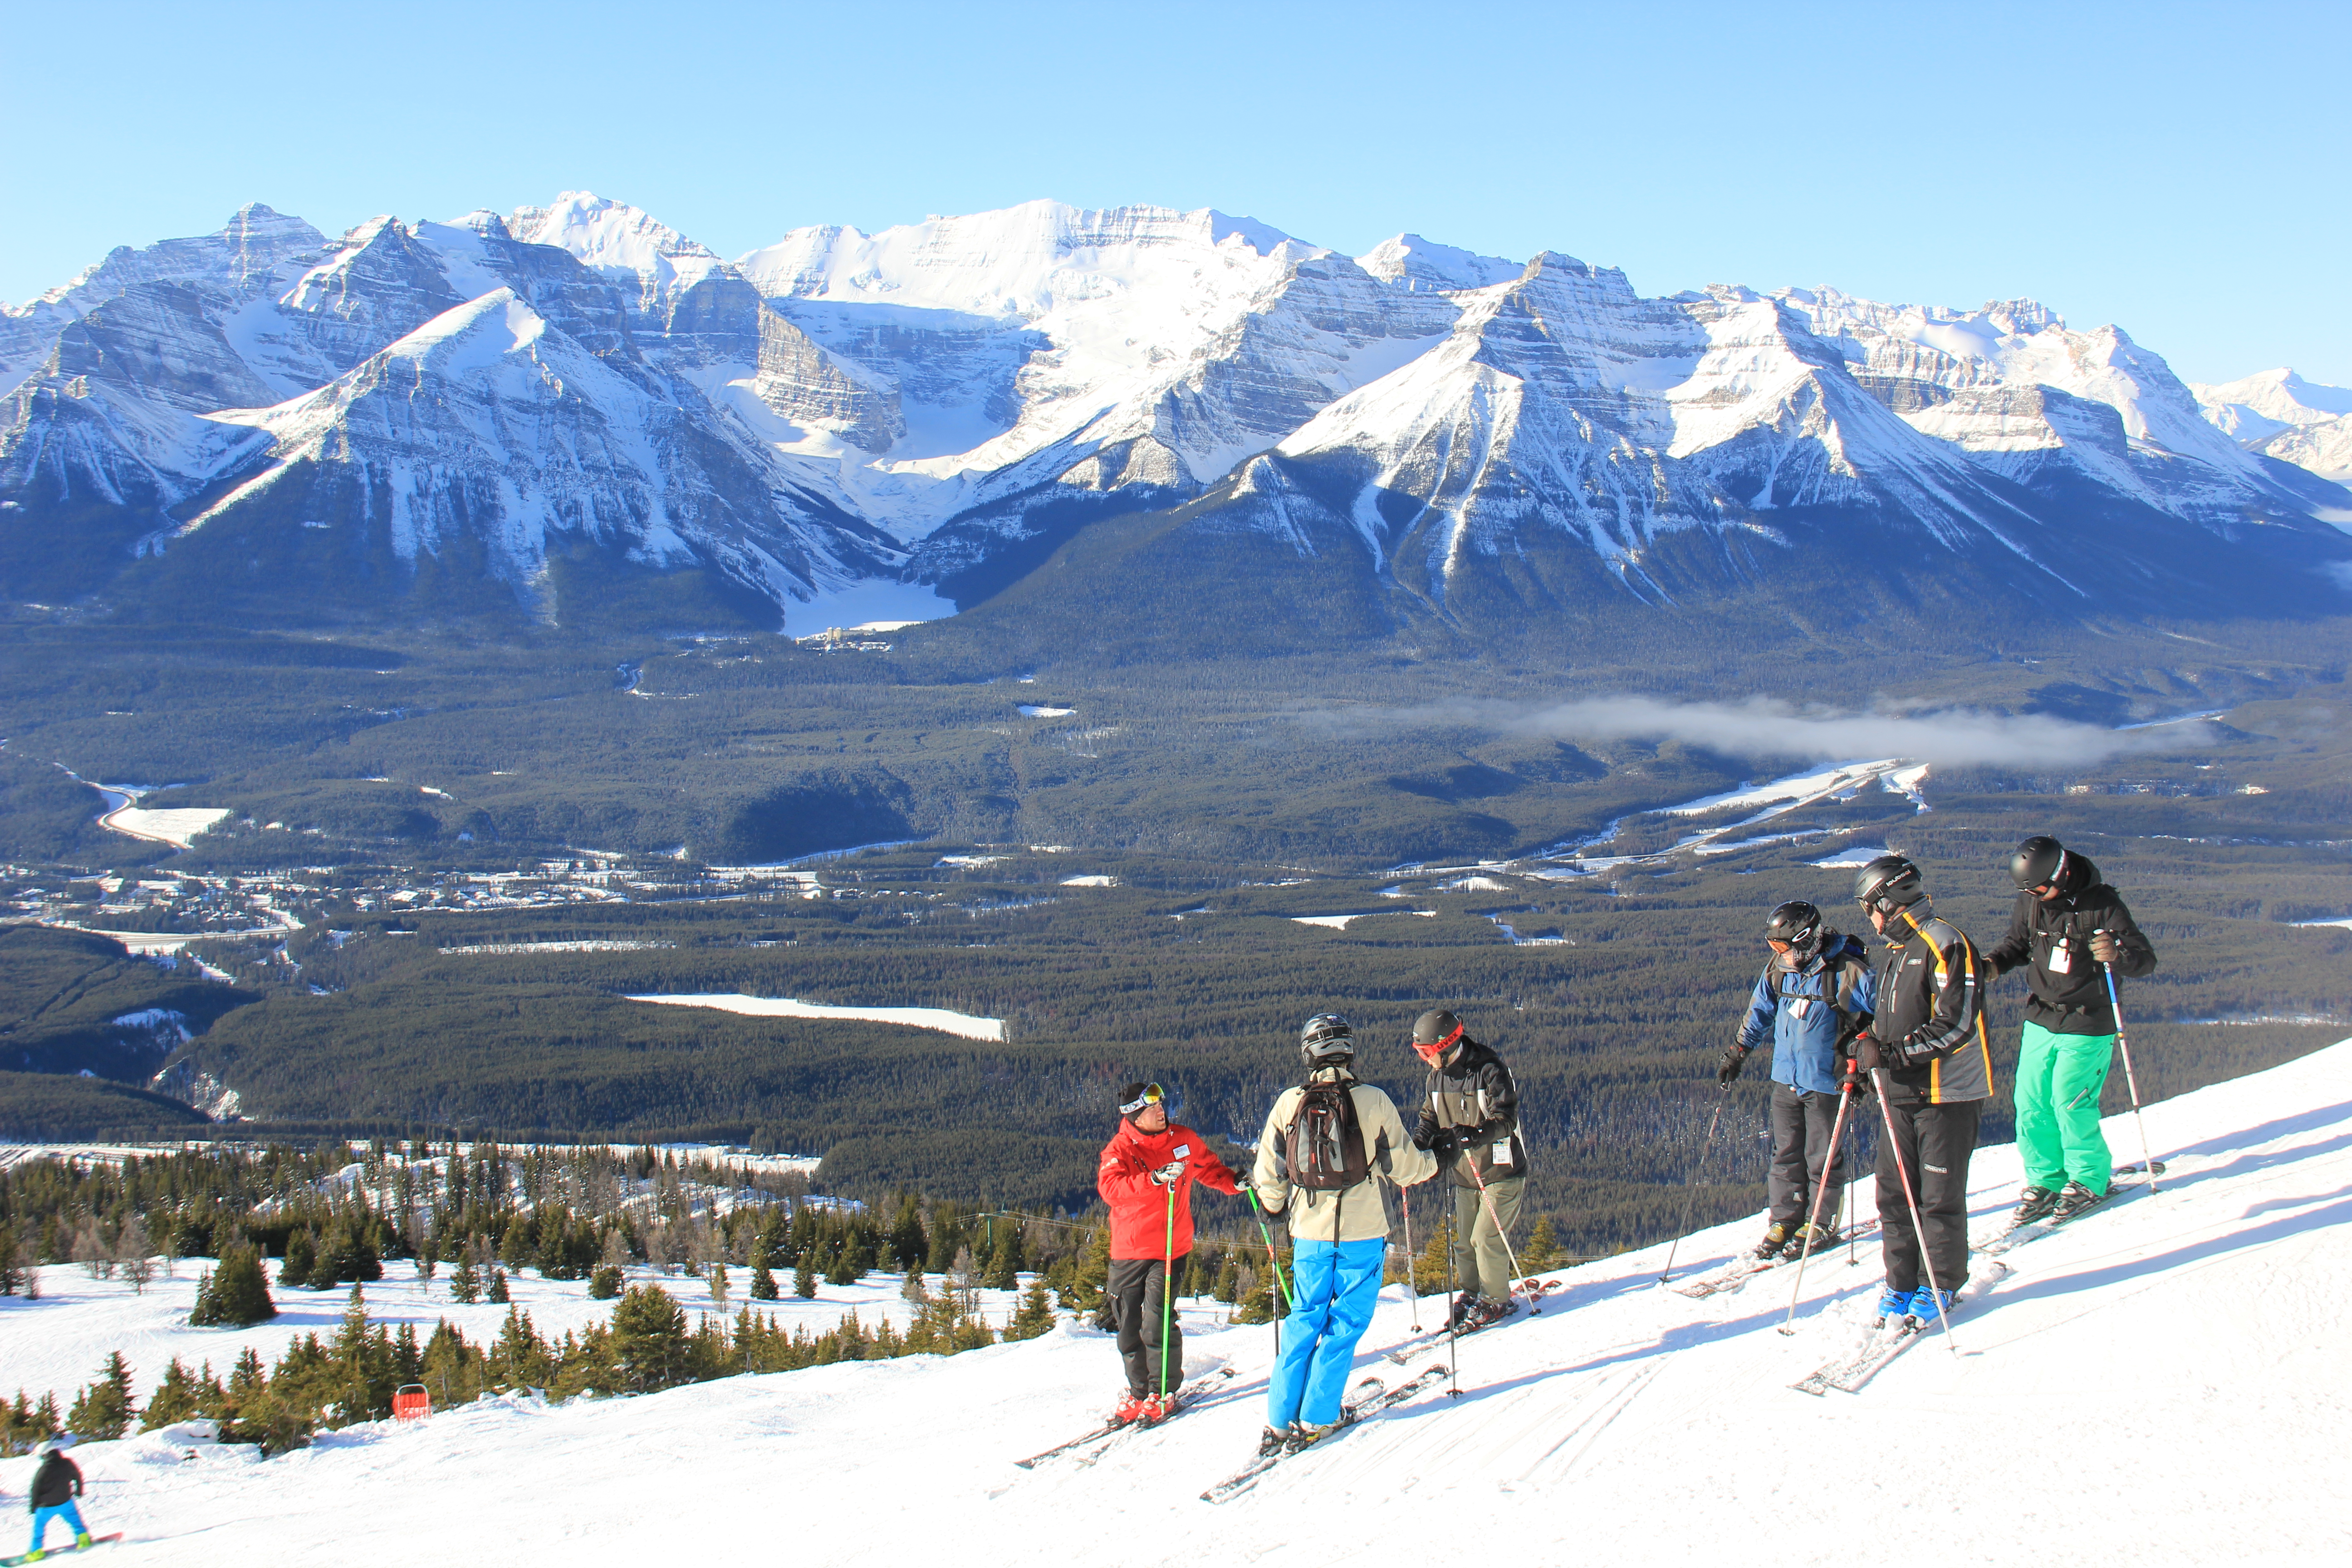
[4,192,2348,633]
[2192,367,2352,484]
[6,1035,2347,1564]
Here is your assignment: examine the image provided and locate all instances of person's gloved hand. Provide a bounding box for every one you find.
[1427,1127,1464,1161]
[2089,929,2122,965]
[1854,1034,1886,1073]
[1411,1115,1437,1152]
[1148,1160,1185,1186]
[1717,1043,1749,1086]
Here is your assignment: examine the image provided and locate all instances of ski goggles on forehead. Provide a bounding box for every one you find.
[1119,1083,1165,1115]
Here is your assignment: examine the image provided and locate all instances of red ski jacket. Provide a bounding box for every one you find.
[1097,1118,1240,1260]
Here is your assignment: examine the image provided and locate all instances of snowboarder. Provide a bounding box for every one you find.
[1095,1080,1242,1426]
[1407,1009,1528,1328]
[1720,902,1877,1259]
[1982,836,2158,1223]
[23,1439,92,1561]
[1250,1014,1436,1454]
[1848,855,1995,1324]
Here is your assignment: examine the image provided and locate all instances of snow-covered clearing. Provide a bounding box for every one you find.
[4,1038,2347,1562]
[1290,910,1436,930]
[1058,874,1116,887]
[623,992,1005,1042]
[1017,704,1075,718]
[89,785,232,850]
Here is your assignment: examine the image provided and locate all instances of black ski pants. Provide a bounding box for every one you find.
[1874,1094,1982,1295]
[1768,1083,1848,1231]
[1107,1254,1185,1398]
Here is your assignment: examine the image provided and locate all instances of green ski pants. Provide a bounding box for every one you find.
[1451,1176,1524,1301]
[2014,1019,2114,1194]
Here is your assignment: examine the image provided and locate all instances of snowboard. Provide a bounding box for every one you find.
[4,1533,123,1565]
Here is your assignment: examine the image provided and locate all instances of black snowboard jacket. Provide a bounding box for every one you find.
[1980,852,2157,1036]
[29,1451,83,1511]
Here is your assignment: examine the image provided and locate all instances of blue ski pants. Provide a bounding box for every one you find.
[30,1499,87,1552]
[1267,1236,1387,1429]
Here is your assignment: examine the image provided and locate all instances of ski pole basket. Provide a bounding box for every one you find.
[393,1383,431,1421]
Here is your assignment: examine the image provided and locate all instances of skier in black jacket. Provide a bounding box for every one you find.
[25,1439,93,1559]
[1849,855,1995,1325]
[1407,1009,1528,1329]
[1982,837,2158,1223]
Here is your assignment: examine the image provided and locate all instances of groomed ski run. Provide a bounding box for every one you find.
[3,1043,2348,1565]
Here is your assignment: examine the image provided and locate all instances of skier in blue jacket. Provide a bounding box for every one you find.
[1720,901,1877,1259]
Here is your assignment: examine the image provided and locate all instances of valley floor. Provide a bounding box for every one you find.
[5,1042,2350,1565]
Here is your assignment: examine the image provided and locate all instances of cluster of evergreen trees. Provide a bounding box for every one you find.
[6,1272,1053,1458]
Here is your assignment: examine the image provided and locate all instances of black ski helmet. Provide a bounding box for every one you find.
[1852,854,1926,916]
[1411,1009,1465,1063]
[2010,835,2067,892]
[1299,1012,1355,1069]
[1764,901,1826,962]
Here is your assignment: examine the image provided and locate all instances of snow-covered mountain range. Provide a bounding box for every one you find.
[5,192,2347,633]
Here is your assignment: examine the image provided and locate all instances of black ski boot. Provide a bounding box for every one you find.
[1751,1221,1794,1260]
[2049,1180,2112,1222]
[1780,1222,1838,1260]
[1256,1425,1288,1457]
[2012,1185,2060,1225]
[1446,1291,1479,1329]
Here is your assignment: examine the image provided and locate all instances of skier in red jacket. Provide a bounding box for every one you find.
[1096,1080,1241,1425]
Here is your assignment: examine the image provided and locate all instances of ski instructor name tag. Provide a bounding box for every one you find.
[1173,1144,1190,1158]
[1492,1141,1512,1165]
[2049,939,2073,975]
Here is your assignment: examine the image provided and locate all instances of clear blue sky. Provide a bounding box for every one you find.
[3,0,2343,385]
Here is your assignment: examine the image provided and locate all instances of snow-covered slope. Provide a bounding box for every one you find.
[8,1038,2347,1565]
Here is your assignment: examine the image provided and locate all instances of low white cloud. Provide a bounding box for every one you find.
[1306,694,2214,769]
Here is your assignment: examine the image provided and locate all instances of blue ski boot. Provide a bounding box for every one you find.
[1873,1284,1913,1325]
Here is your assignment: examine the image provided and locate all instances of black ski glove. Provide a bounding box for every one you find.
[1411,1114,1437,1152]
[1427,1127,1464,1160]
[1717,1043,1749,1085]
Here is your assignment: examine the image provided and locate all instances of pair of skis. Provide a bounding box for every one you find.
[1672,1219,1879,1298]
[1011,1365,1238,1469]
[1789,1260,2013,1394]
[1382,1276,1560,1365]
[1971,1161,2166,1257]
[1199,1362,1450,1503]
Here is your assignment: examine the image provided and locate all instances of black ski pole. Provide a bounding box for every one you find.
[1659,1085,1730,1286]
[2101,947,2161,1194]
[1443,1204,1462,1398]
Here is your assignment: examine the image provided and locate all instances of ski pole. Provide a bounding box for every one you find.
[1443,1205,1461,1399]
[1845,1098,1862,1268]
[1777,1083,1856,1335]
[1244,1186,1291,1355]
[1159,1184,1176,1403]
[1870,1067,1958,1354]
[1464,1152,1534,1313]
[2102,954,2161,1195]
[1400,1182,1422,1333]
[1659,1086,1730,1285]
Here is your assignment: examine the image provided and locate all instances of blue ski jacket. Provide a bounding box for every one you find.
[1735,934,1877,1094]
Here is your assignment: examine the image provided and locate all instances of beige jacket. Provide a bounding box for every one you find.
[1250,1069,1438,1243]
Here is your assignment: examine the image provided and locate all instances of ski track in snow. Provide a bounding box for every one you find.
[4,1041,2351,1563]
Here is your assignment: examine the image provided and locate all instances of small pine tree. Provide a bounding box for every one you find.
[793,1257,817,1299]
[191,1245,277,1328]
[1004,1279,1057,1341]
[708,1262,730,1305]
[280,1230,316,1289]
[486,1267,510,1304]
[588,1264,623,1300]
[448,1256,482,1304]
[66,1352,136,1440]
[1521,1215,1563,1274]
[749,1262,778,1301]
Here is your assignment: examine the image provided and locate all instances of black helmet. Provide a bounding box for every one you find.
[1411,1009,1463,1047]
[1853,854,1926,916]
[1299,1012,1355,1068]
[1764,901,1825,962]
[2010,835,2067,892]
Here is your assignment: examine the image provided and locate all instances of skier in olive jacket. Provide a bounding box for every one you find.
[25,1439,93,1560]
[1408,1009,1528,1328]
[1982,837,2158,1223]
[1096,1081,1241,1425]
[1849,854,1995,1324]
